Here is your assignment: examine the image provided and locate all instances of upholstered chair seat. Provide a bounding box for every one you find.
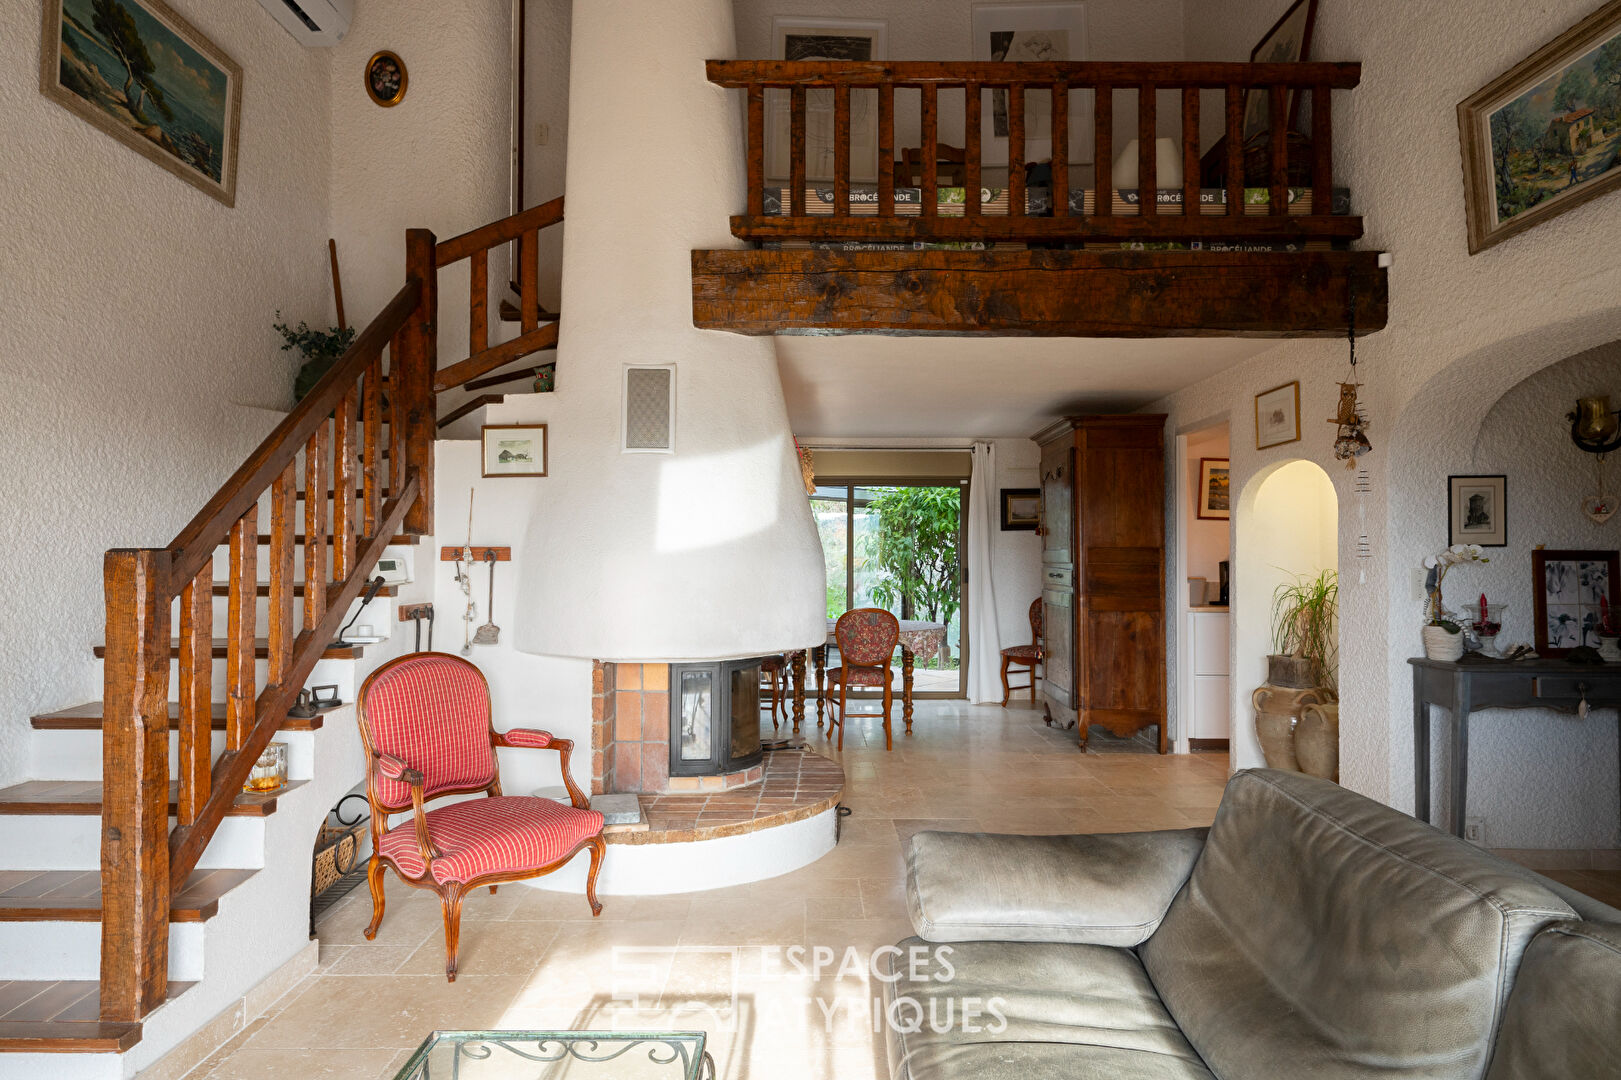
[377,795,605,885]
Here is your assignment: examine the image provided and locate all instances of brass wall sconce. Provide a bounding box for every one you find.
[1568,395,1621,523]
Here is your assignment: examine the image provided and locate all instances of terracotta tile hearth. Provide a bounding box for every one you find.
[610,748,844,846]
[592,660,766,795]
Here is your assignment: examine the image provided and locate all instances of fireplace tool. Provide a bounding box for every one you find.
[472,551,501,646]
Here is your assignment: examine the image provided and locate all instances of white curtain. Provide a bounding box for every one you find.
[965,441,1004,703]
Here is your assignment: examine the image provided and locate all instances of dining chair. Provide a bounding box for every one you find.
[828,608,901,750]
[760,653,788,728]
[356,652,607,981]
[1000,598,1044,706]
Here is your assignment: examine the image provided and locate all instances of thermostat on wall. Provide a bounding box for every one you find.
[374,547,413,585]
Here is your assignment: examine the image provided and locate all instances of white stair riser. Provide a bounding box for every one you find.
[0,921,203,981]
[30,731,319,783]
[87,656,363,710]
[0,816,264,871]
[0,1053,119,1080]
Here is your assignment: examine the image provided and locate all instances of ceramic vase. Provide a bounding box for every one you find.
[1600,635,1621,663]
[1422,624,1465,662]
[1296,702,1340,782]
[1252,685,1325,772]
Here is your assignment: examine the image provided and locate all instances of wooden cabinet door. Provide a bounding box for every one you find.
[1039,436,1076,708]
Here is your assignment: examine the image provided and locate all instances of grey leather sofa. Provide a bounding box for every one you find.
[883,768,1621,1080]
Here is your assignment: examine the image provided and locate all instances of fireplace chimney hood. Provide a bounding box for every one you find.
[510,0,825,662]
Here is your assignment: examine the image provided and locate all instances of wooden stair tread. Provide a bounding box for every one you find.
[30,701,331,732]
[0,780,305,818]
[0,869,255,923]
[0,1020,144,1052]
[209,581,396,598]
[498,298,561,323]
[92,638,364,660]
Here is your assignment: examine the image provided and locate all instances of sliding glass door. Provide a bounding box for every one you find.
[810,480,967,697]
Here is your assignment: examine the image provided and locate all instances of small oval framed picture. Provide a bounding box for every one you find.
[1447,474,1507,547]
[365,50,408,107]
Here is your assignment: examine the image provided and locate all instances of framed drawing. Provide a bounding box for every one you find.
[1447,474,1508,547]
[39,0,242,206]
[1533,548,1620,656]
[972,3,1091,167]
[1458,0,1621,254]
[365,50,408,107]
[481,424,547,478]
[1255,381,1302,449]
[765,18,886,183]
[1243,0,1319,140]
[1197,458,1231,520]
[1000,488,1041,530]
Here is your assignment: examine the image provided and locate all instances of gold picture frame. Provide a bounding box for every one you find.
[1255,380,1302,450]
[481,423,547,478]
[1458,0,1621,254]
[39,0,242,207]
[365,50,408,108]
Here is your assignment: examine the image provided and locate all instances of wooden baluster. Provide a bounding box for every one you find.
[226,508,257,751]
[389,330,407,500]
[1312,83,1332,216]
[1182,87,1201,219]
[399,228,439,536]
[363,359,381,537]
[176,565,211,827]
[99,548,173,1022]
[268,462,295,687]
[833,83,851,217]
[877,83,894,217]
[1094,85,1113,218]
[1008,84,1026,218]
[965,81,982,217]
[332,386,356,582]
[921,84,939,218]
[1270,85,1288,214]
[1225,85,1244,217]
[1052,80,1069,218]
[1139,84,1158,217]
[469,248,488,357]
[747,83,765,218]
[519,229,539,333]
[303,423,329,630]
[790,86,806,218]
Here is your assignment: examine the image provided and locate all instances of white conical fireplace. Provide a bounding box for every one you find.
[512,0,825,662]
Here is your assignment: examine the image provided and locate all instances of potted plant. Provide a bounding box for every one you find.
[1422,545,1489,661]
[1254,570,1337,774]
[273,312,356,402]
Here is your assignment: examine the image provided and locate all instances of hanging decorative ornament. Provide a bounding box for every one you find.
[1354,466,1373,583]
[1568,396,1621,524]
[1331,279,1373,467]
[795,437,817,496]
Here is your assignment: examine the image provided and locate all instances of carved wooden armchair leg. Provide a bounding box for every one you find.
[364,855,387,939]
[441,883,468,982]
[586,835,606,916]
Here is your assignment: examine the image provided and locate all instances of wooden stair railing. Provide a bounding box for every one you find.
[98,230,440,1023]
[431,196,563,393]
[705,60,1360,243]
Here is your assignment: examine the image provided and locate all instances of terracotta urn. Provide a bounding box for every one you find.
[1252,684,1324,772]
[1296,701,1340,782]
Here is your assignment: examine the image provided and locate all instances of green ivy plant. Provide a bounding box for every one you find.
[273,312,356,402]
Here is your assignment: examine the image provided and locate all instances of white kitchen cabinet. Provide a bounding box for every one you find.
[1187,610,1231,741]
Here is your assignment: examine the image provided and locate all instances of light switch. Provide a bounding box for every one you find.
[536,122,549,146]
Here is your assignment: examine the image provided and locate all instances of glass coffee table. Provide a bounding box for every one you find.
[393,1031,714,1079]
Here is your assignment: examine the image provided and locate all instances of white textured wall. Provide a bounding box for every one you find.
[512,0,826,661]
[525,0,572,312]
[0,0,332,786]
[989,438,1044,649]
[1155,0,1621,848]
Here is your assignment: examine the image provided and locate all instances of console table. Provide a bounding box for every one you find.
[1409,657,1621,838]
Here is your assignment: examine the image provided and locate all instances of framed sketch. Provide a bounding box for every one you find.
[1447,475,1508,546]
[1197,458,1231,520]
[1533,548,1620,656]
[972,3,1091,167]
[765,18,886,183]
[365,50,408,108]
[1243,0,1319,140]
[1458,0,1621,254]
[482,424,547,478]
[1255,381,1302,449]
[39,0,242,206]
[1000,488,1040,530]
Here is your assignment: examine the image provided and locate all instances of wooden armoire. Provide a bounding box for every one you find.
[1034,415,1167,751]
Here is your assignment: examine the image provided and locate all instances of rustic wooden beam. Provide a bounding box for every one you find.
[691,248,1388,338]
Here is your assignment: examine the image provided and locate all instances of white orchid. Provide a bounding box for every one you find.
[1424,545,1489,624]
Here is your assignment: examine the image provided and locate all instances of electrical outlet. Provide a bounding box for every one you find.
[1464,817,1487,846]
[536,122,549,146]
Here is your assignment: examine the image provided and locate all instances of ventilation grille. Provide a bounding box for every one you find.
[624,366,674,452]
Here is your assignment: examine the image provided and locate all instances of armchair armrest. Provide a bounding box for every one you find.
[493,728,555,750]
[371,751,439,863]
[905,828,1208,947]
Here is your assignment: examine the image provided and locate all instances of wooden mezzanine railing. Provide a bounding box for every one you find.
[707,60,1362,244]
[99,201,564,1022]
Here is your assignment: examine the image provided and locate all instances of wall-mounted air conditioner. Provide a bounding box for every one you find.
[256,0,353,46]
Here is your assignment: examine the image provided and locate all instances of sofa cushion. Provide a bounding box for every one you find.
[907,829,1208,946]
[882,936,1215,1080]
[1485,920,1621,1080]
[1139,769,1576,1080]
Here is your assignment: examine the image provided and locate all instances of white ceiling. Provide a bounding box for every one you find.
[776,336,1273,439]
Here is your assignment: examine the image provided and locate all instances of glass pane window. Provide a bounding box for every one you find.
[678,669,713,761]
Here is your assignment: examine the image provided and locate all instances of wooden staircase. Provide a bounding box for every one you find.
[0,200,564,1069]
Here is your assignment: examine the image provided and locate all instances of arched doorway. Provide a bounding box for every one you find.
[1232,460,1339,770]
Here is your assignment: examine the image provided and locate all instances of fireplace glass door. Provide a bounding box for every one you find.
[670,658,767,777]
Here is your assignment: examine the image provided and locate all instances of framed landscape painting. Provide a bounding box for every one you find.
[1197,458,1231,521]
[40,0,241,206]
[1532,548,1620,656]
[1459,0,1621,253]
